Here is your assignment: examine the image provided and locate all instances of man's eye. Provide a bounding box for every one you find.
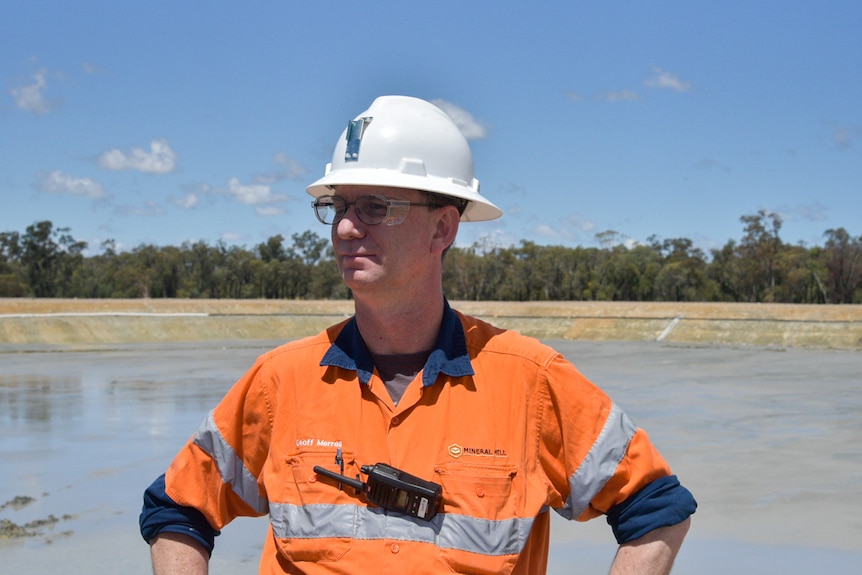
[365,201,388,215]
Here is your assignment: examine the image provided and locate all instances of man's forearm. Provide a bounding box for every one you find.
[608,517,691,575]
[150,532,209,575]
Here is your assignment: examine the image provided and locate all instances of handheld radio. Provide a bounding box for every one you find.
[313,462,442,521]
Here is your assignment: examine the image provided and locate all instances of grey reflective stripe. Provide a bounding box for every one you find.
[558,402,636,520]
[437,512,531,555]
[192,410,269,515]
[270,502,534,556]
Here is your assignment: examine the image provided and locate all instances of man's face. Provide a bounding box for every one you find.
[328,186,444,295]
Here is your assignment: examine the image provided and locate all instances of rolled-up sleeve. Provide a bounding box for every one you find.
[139,473,220,554]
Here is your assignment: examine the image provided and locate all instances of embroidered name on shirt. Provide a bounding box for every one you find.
[296,438,343,448]
[448,443,507,459]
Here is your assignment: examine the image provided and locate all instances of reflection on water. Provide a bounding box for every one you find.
[1,343,268,440]
[0,343,275,544]
[0,342,279,575]
[0,376,83,423]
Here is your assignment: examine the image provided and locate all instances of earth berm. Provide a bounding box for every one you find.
[1,299,860,350]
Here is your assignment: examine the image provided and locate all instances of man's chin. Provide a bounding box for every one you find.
[340,270,377,289]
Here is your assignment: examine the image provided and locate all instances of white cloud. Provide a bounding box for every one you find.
[534,213,597,243]
[644,68,691,92]
[98,139,178,174]
[795,201,829,222]
[10,69,53,114]
[226,177,289,205]
[37,170,108,199]
[170,192,199,209]
[570,214,597,233]
[431,99,488,140]
[82,62,104,74]
[622,237,639,249]
[777,201,829,223]
[601,89,640,102]
[535,224,560,238]
[255,206,285,217]
[220,232,245,242]
[114,201,166,217]
[274,152,308,178]
[254,152,308,185]
[833,124,862,149]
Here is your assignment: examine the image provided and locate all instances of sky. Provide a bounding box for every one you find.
[2,1,860,256]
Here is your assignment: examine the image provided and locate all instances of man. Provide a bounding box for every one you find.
[140,95,696,574]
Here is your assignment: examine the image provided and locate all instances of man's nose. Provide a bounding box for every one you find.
[335,204,366,237]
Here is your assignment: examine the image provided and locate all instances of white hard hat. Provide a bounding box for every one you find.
[306,95,503,222]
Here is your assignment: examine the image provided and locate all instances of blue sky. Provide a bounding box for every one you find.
[2,1,860,256]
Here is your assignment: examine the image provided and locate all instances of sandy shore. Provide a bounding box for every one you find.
[1,338,861,574]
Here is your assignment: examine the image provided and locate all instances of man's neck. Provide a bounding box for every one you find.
[353,291,445,355]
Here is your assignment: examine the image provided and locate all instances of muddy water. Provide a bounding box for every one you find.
[1,340,860,574]
[0,341,274,573]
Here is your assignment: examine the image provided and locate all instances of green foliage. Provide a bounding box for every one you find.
[2,215,861,303]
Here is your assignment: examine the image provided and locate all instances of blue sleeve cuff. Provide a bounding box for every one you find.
[139,473,220,555]
[605,475,697,544]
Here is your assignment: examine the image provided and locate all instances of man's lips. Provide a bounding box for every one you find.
[337,245,374,258]
[335,241,377,264]
[338,252,377,265]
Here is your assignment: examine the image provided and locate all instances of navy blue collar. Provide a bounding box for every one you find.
[320,300,475,387]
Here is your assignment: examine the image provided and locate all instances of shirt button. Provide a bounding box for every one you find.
[476,487,486,498]
[391,416,401,426]
[390,543,400,554]
[308,474,317,483]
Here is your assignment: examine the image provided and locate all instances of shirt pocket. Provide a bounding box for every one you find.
[286,450,360,506]
[273,451,358,563]
[435,462,519,520]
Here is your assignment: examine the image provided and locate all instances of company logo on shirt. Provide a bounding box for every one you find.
[448,443,507,459]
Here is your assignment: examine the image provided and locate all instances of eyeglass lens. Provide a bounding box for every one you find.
[313,196,395,226]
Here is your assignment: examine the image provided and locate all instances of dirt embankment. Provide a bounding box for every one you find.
[1,298,860,349]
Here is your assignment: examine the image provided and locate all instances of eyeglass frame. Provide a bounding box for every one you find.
[311,194,440,226]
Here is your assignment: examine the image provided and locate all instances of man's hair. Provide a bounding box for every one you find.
[425,192,468,217]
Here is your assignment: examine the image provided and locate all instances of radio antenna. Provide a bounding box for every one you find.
[313,466,365,492]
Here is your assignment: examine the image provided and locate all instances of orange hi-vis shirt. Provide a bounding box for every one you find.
[157,305,692,574]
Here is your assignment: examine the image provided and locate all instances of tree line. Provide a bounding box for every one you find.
[1,211,860,303]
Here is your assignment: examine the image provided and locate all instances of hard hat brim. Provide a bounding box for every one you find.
[306,168,503,223]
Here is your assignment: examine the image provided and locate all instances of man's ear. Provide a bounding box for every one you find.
[430,205,460,255]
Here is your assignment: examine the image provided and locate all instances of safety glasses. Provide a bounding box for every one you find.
[312,194,435,226]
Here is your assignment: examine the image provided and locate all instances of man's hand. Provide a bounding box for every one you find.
[609,517,691,575]
[150,532,209,575]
